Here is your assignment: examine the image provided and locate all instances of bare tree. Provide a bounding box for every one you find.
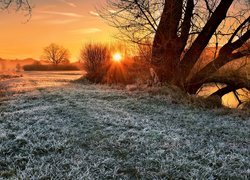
[42,43,70,65]
[100,0,250,99]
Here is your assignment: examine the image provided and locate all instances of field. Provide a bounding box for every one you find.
[0,71,249,179]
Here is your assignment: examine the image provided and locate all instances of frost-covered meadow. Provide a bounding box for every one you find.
[0,72,249,179]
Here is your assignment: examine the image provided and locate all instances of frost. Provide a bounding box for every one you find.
[0,129,7,140]
[0,72,249,179]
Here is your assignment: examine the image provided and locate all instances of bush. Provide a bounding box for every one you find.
[80,43,110,83]
[79,43,153,85]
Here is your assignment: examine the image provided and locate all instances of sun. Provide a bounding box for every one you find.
[112,53,122,62]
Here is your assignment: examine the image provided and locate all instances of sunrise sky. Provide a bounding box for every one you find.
[0,0,116,61]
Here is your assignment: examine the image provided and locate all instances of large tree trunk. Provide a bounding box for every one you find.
[148,0,249,102]
[151,0,183,83]
[151,0,234,89]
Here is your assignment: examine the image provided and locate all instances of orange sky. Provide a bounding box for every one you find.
[0,0,116,61]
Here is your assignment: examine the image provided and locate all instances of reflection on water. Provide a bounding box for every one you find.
[198,84,249,108]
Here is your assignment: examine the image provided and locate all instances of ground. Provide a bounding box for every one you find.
[0,71,249,179]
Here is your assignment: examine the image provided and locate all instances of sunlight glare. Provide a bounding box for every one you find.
[112,53,122,62]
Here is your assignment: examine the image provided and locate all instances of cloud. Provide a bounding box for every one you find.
[71,28,102,34]
[39,10,83,18]
[66,2,77,7]
[60,0,77,7]
[89,11,99,16]
[45,19,79,24]
[32,15,49,20]
[108,9,117,13]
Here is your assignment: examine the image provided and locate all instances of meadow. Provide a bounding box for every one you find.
[0,71,249,179]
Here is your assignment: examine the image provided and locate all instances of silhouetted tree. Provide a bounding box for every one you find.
[100,0,250,98]
[42,43,70,65]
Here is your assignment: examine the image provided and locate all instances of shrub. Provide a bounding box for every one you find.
[80,43,110,83]
[79,43,152,85]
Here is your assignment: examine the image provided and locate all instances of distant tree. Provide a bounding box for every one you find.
[42,43,70,65]
[79,43,110,83]
[100,0,250,100]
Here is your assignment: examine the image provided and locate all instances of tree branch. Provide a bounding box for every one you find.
[186,17,250,94]
[224,29,250,53]
[210,86,235,97]
[206,76,250,91]
[228,16,250,43]
[180,0,194,52]
[134,0,157,32]
[179,0,234,80]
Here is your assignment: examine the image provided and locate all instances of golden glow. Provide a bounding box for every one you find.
[112,53,122,62]
[0,0,116,61]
